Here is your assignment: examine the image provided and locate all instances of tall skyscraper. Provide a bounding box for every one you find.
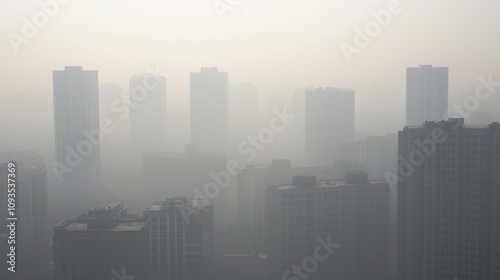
[264,174,390,280]
[0,151,48,279]
[144,197,214,280]
[406,65,449,126]
[190,67,228,155]
[130,73,167,153]
[53,202,151,280]
[305,87,355,166]
[53,66,101,189]
[397,119,500,280]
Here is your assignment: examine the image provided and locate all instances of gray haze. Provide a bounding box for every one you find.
[1,0,500,280]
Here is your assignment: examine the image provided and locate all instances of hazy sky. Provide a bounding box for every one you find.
[2,0,500,134]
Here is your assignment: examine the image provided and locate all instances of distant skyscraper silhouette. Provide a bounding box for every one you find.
[190,67,228,154]
[130,73,167,153]
[397,119,500,280]
[406,65,448,126]
[305,87,355,166]
[53,66,101,189]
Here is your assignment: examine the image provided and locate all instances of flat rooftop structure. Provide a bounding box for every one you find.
[94,201,122,212]
[55,218,148,232]
[146,196,212,212]
[273,179,387,191]
[404,119,500,130]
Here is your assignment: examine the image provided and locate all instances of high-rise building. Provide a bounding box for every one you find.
[305,87,355,166]
[397,119,500,280]
[144,197,214,280]
[236,159,292,248]
[53,202,150,280]
[190,67,228,155]
[130,73,167,153]
[406,65,448,126]
[52,66,101,189]
[265,174,390,280]
[0,151,48,279]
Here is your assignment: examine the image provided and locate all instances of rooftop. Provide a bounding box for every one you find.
[146,196,212,212]
[64,66,83,71]
[405,119,500,130]
[307,87,354,93]
[58,219,147,232]
[95,201,122,212]
[273,179,387,191]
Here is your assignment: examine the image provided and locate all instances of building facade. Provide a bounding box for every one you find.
[397,119,500,280]
[305,87,355,166]
[0,151,48,279]
[53,202,150,280]
[144,197,214,280]
[190,67,228,155]
[265,174,390,280]
[406,65,448,126]
[53,66,101,189]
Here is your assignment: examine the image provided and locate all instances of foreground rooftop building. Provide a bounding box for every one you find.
[265,174,390,280]
[53,202,150,280]
[397,119,500,280]
[144,197,214,280]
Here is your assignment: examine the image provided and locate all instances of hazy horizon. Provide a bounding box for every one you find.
[2,0,500,140]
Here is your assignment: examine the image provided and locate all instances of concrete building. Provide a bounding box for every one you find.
[397,119,500,280]
[130,73,167,154]
[236,159,292,249]
[265,174,390,280]
[406,65,448,126]
[305,87,355,166]
[0,151,48,279]
[52,66,101,189]
[144,197,214,280]
[190,67,228,155]
[53,202,150,280]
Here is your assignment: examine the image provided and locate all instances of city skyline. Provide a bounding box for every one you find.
[2,1,500,279]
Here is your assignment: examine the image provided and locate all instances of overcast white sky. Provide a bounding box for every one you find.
[2,0,500,134]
